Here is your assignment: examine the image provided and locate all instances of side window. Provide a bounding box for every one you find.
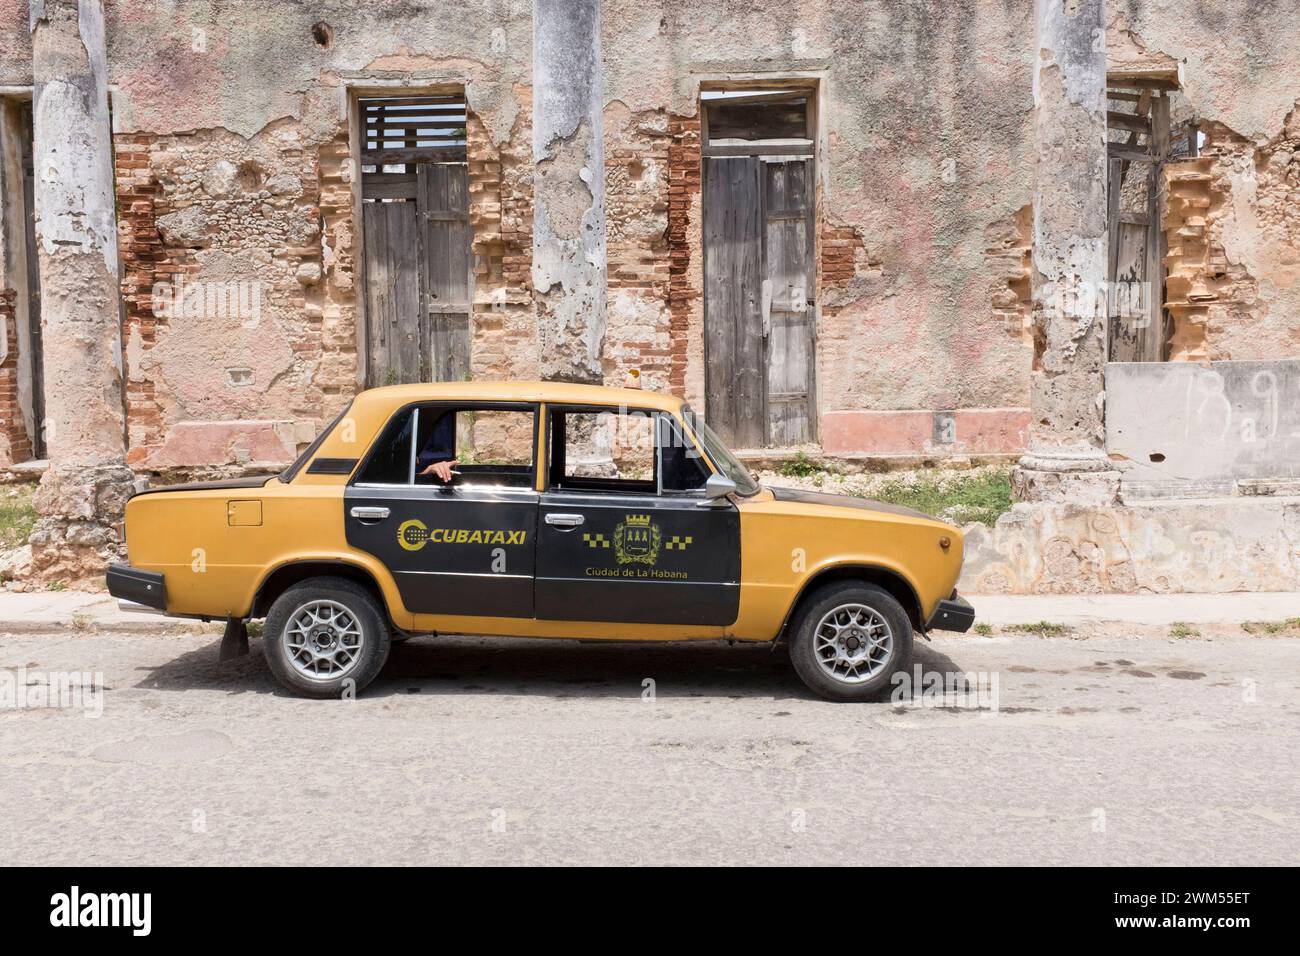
[548,408,657,494]
[356,407,414,484]
[356,404,536,489]
[546,408,712,495]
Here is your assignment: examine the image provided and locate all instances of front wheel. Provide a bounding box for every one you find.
[788,582,913,702]
[264,577,391,699]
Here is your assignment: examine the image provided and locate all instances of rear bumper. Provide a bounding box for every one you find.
[925,594,975,633]
[105,563,167,611]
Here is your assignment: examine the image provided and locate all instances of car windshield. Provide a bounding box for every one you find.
[681,406,760,496]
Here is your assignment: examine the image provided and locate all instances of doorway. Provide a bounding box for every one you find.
[701,88,816,448]
[359,94,472,387]
[0,97,45,461]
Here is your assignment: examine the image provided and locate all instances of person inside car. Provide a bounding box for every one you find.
[416,410,457,483]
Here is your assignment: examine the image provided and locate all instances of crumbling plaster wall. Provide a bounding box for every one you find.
[0,0,539,473]
[603,0,1037,428]
[1111,2,1300,362]
[104,0,535,472]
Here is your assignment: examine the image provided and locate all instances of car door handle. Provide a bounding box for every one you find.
[350,506,390,524]
[545,513,585,528]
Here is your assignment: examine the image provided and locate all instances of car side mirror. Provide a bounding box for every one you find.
[700,473,737,505]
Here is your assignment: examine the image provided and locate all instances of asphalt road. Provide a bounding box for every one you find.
[1,625,1297,866]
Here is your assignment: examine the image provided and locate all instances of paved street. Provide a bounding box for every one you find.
[1,622,1297,866]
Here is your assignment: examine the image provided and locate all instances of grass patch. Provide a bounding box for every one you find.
[0,482,37,551]
[1241,618,1300,635]
[973,622,994,637]
[871,468,1012,527]
[1169,622,1200,639]
[1005,620,1072,638]
[777,452,825,479]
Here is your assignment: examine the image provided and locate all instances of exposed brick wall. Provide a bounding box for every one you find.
[1162,114,1300,362]
[0,288,34,465]
[113,121,356,472]
[467,104,537,384]
[985,204,1034,347]
[605,105,673,392]
[665,112,700,399]
[818,220,865,306]
[114,133,180,465]
[317,128,360,400]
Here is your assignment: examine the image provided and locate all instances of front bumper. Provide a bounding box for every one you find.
[925,593,975,633]
[105,563,167,611]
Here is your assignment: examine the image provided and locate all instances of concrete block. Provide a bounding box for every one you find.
[1106,360,1300,490]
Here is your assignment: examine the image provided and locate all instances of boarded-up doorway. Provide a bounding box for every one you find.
[1106,79,1177,362]
[360,95,472,386]
[702,89,816,448]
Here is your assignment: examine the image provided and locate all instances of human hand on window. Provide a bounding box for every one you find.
[419,460,456,483]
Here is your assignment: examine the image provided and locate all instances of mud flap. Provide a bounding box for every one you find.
[219,617,250,660]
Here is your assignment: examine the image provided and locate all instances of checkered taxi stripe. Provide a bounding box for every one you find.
[583,532,611,548]
[665,535,692,551]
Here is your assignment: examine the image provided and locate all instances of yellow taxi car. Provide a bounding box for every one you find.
[107,382,974,701]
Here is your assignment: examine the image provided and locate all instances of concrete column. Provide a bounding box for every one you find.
[28,0,133,583]
[1012,0,1120,504]
[532,0,606,384]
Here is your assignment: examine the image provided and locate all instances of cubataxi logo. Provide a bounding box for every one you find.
[397,518,527,552]
[50,886,151,936]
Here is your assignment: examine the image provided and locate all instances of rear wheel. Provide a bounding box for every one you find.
[788,581,912,702]
[264,577,391,699]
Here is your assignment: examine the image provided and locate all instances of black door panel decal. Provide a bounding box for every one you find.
[536,494,740,626]
[345,485,538,618]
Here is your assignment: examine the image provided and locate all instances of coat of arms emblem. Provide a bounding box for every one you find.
[614,514,661,566]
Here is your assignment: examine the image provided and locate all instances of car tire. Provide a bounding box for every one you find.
[788,581,913,702]
[263,576,391,699]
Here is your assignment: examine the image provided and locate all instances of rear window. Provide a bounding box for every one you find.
[280,402,353,482]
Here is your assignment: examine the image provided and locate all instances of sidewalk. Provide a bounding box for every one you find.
[0,589,1296,634]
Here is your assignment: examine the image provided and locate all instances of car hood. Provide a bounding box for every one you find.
[765,484,938,522]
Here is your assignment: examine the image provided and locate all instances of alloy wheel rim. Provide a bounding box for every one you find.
[284,599,365,682]
[813,603,893,684]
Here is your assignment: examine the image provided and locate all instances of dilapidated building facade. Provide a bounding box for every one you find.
[1,0,1299,590]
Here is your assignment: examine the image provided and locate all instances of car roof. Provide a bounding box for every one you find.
[354,380,687,413]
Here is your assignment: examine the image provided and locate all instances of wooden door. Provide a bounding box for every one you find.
[362,200,422,385]
[703,155,815,448]
[703,156,766,448]
[362,162,471,386]
[1106,89,1170,362]
[417,163,472,383]
[762,159,816,445]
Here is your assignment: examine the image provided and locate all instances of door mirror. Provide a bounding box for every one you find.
[702,472,737,503]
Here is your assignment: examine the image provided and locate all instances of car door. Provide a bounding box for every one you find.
[345,402,539,618]
[535,406,740,626]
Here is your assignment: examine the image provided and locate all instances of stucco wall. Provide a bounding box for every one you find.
[2,1,1299,471]
[604,0,1038,433]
